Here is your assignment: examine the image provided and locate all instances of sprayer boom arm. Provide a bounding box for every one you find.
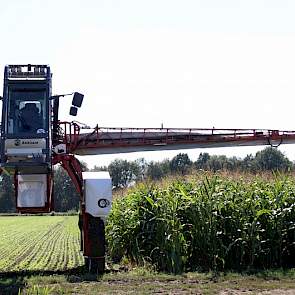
[56,123,295,155]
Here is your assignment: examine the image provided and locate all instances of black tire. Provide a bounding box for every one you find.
[78,214,83,252]
[86,257,105,274]
[83,216,106,274]
[84,257,89,270]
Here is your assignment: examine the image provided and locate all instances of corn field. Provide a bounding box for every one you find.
[106,173,295,273]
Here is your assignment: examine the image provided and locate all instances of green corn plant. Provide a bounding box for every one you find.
[106,173,295,273]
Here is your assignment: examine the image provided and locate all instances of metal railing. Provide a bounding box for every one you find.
[55,122,295,154]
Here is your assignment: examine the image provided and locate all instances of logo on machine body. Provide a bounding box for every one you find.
[98,198,110,208]
[14,139,21,146]
[14,139,39,146]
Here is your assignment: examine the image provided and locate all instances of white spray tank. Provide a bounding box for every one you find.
[82,172,112,222]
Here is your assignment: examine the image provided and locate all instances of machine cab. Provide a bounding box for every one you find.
[0,65,53,212]
[1,65,51,170]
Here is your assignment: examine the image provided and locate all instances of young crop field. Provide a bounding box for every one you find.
[0,216,84,273]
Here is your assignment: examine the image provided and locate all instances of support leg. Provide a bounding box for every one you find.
[54,154,106,273]
[84,214,105,273]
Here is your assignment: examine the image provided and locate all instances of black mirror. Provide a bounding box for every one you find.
[72,92,84,107]
[0,96,3,100]
[70,106,78,116]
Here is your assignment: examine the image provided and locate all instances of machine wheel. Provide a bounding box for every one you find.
[85,257,105,274]
[78,214,83,252]
[83,216,106,273]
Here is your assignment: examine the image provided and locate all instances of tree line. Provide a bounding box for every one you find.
[0,147,293,212]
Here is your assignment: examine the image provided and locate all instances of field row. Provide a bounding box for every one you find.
[0,216,84,272]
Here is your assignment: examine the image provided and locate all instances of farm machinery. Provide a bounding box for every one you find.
[1,64,295,273]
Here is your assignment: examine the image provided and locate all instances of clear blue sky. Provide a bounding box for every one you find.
[1,0,295,166]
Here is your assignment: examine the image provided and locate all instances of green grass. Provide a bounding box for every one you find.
[0,216,83,273]
[4,267,295,294]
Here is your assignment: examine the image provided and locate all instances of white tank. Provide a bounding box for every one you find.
[83,172,112,221]
[17,174,47,208]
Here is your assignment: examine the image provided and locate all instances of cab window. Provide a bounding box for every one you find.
[7,90,47,135]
